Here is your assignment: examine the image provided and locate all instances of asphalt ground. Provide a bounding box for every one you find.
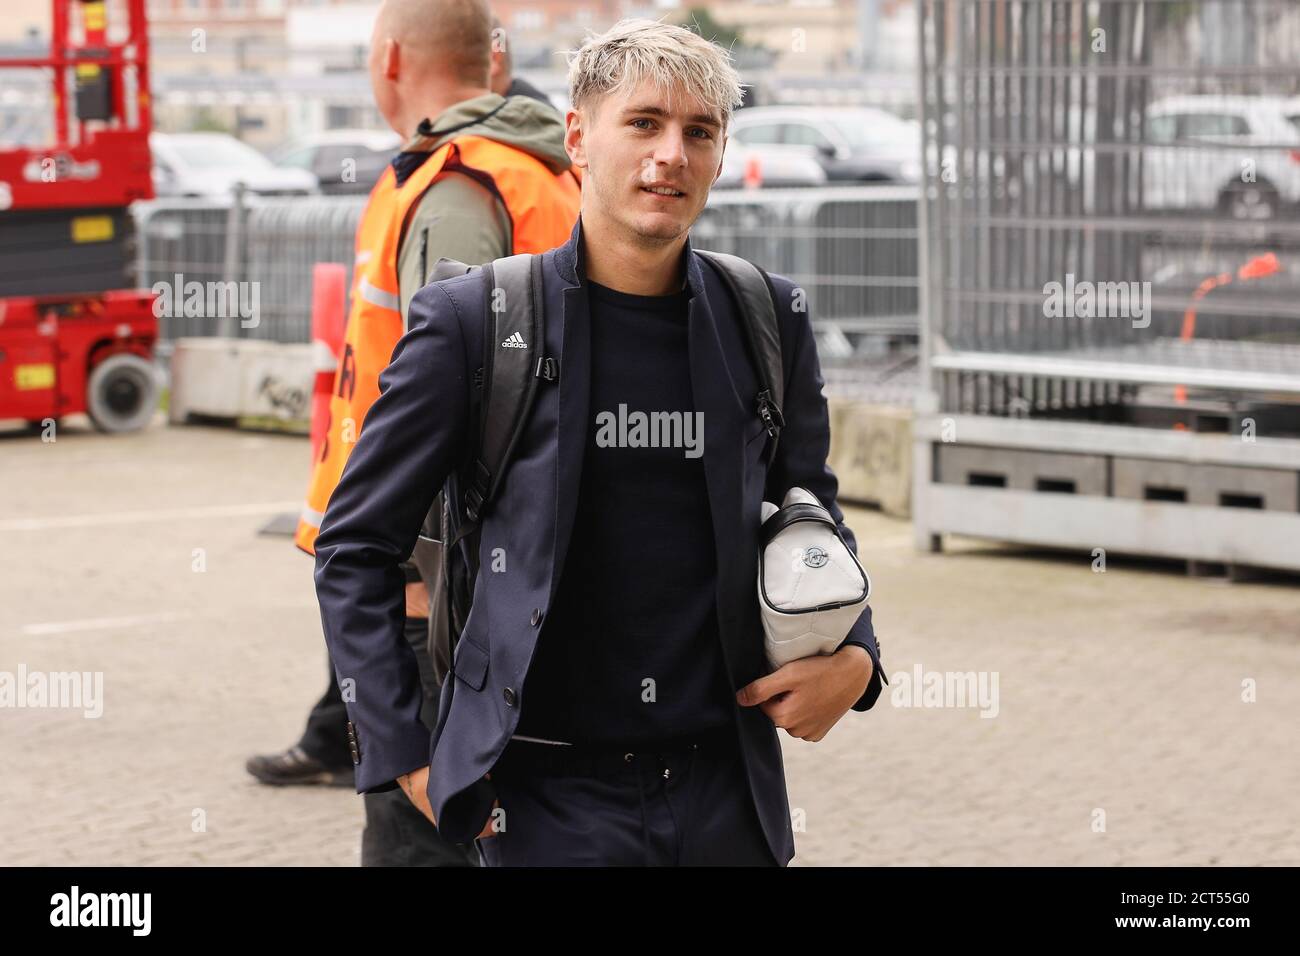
[2,417,1297,865]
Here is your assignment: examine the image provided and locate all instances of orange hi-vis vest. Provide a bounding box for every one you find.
[294,135,581,554]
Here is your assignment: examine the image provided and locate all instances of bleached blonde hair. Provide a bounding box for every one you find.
[566,18,745,130]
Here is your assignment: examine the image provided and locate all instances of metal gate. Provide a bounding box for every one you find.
[914,0,1300,572]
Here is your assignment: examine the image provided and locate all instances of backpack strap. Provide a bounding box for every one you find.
[428,257,476,283]
[442,253,552,553]
[696,250,786,456]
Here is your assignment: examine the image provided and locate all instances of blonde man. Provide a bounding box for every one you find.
[313,19,884,867]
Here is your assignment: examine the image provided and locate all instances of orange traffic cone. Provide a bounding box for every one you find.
[308,263,346,463]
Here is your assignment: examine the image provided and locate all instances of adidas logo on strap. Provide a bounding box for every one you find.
[501,331,528,349]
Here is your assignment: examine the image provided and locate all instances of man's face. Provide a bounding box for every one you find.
[566,78,727,246]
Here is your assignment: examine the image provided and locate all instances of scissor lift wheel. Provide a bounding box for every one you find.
[86,352,159,433]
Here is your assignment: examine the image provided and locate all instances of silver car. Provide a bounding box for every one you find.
[1143,96,1300,220]
[728,106,922,184]
[151,133,319,200]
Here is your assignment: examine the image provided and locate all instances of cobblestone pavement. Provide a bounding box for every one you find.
[2,420,1297,865]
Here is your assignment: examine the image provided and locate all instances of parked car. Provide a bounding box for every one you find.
[728,106,921,184]
[1143,96,1300,220]
[150,132,318,199]
[274,129,401,195]
[714,142,827,189]
[1285,97,1300,135]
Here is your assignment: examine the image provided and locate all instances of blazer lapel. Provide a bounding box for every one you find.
[685,245,754,680]
[550,219,591,600]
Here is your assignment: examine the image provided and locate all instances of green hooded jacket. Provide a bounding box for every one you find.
[394,92,574,321]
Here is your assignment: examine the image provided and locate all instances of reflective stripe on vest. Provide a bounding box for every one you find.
[357,277,400,312]
[294,136,581,555]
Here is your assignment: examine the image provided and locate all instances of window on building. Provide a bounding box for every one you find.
[513,10,544,31]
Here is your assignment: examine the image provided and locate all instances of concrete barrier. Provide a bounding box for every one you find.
[827,398,913,518]
[169,338,313,430]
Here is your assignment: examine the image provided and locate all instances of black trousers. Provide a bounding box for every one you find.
[296,658,352,771]
[360,614,478,867]
[475,733,778,867]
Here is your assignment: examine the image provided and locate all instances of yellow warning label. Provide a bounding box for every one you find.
[15,363,56,391]
[83,3,106,31]
[71,216,114,243]
[76,64,102,80]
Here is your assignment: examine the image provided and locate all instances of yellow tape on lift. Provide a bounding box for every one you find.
[71,216,114,243]
[15,364,56,391]
[83,2,107,32]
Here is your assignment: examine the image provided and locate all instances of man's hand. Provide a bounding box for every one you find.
[398,765,437,824]
[396,765,499,839]
[736,644,873,741]
[405,580,430,619]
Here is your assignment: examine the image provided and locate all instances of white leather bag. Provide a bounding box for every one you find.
[757,487,871,670]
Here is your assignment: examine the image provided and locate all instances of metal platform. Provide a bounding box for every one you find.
[912,414,1300,571]
[931,339,1300,396]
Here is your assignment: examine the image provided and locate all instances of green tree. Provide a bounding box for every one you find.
[189,107,233,135]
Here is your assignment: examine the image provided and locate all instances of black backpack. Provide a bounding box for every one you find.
[407,250,786,686]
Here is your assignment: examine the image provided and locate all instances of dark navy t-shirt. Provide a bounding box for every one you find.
[515,277,735,745]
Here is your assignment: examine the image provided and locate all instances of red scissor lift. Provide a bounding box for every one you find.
[0,0,159,432]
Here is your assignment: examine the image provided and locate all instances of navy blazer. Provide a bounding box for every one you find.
[313,216,884,864]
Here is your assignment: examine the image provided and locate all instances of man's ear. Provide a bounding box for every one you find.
[382,37,400,82]
[713,134,729,185]
[565,109,588,169]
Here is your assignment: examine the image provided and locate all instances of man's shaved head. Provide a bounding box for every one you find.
[368,0,494,137]
[375,0,493,87]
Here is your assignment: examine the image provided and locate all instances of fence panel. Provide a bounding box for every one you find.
[918,0,1300,422]
[135,189,920,377]
[135,195,365,347]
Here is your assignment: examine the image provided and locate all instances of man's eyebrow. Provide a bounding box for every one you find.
[623,104,722,128]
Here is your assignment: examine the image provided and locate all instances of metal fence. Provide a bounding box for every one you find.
[134,192,366,350]
[917,0,1300,425]
[913,0,1300,572]
[133,186,919,378]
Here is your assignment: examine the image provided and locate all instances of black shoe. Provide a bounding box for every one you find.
[245,746,355,787]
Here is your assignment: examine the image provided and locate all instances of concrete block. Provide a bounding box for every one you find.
[170,338,313,428]
[168,339,243,423]
[828,398,913,518]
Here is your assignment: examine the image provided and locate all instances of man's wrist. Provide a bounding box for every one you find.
[836,641,874,677]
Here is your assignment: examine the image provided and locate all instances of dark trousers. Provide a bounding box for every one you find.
[296,659,352,771]
[360,614,478,867]
[475,733,778,867]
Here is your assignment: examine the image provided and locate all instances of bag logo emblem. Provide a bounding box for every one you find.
[802,547,829,568]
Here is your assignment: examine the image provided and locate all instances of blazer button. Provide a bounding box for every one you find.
[530,608,542,627]
[346,721,361,765]
[503,687,518,707]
